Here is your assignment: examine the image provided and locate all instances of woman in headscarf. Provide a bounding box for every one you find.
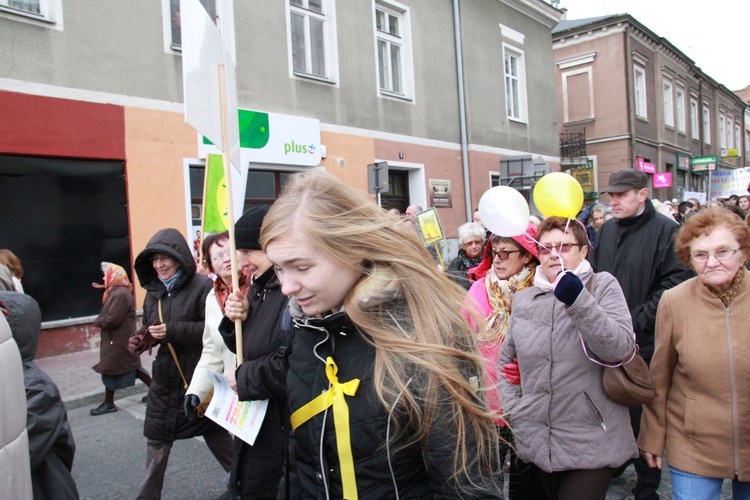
[90,262,151,416]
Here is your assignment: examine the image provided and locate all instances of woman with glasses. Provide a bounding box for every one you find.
[447,222,487,290]
[133,228,233,499]
[464,224,547,498]
[498,216,638,499]
[639,208,750,498]
[184,231,247,423]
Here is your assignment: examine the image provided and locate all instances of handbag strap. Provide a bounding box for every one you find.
[576,274,637,368]
[158,300,189,390]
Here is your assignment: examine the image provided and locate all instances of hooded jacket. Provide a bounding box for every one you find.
[133,228,215,440]
[591,199,692,360]
[0,291,79,499]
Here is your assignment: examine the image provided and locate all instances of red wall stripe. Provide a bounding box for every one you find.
[0,90,125,159]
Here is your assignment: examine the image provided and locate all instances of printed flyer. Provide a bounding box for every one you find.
[205,370,269,445]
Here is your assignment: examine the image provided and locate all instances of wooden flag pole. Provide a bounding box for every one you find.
[218,63,244,364]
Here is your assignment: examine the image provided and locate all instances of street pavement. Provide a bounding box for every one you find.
[37,347,733,499]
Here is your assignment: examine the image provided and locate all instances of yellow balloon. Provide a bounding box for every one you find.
[533,172,584,218]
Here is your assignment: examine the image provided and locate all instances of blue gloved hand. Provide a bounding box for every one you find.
[553,270,584,307]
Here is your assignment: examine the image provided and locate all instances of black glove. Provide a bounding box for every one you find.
[553,271,584,307]
[184,394,200,421]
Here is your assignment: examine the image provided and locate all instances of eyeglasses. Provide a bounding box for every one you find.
[491,249,521,261]
[211,248,231,261]
[536,243,584,256]
[150,254,172,263]
[464,239,484,247]
[690,248,741,263]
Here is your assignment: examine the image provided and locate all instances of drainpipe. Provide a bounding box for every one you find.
[453,0,472,221]
[624,27,636,173]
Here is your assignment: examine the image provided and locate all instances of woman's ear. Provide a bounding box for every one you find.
[581,245,589,260]
[522,252,533,265]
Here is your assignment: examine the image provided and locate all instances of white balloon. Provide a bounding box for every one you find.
[478,186,530,236]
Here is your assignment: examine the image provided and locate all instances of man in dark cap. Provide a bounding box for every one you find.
[590,169,692,500]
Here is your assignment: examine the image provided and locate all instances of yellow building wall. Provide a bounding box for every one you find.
[319,131,375,193]
[125,106,198,306]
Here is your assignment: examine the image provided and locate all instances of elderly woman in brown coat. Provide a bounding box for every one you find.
[639,208,750,498]
[90,262,151,415]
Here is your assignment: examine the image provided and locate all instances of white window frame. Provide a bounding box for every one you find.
[0,0,62,28]
[634,65,647,119]
[561,67,594,123]
[719,111,726,149]
[287,0,339,84]
[703,104,711,145]
[503,43,528,123]
[726,114,734,149]
[690,97,699,140]
[663,78,674,128]
[373,0,414,102]
[162,0,236,61]
[675,84,686,133]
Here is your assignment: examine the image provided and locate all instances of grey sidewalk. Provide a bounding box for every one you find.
[36,347,156,411]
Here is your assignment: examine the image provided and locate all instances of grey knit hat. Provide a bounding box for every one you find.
[235,206,269,250]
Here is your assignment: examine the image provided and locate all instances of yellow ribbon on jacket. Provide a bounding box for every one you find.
[290,357,361,500]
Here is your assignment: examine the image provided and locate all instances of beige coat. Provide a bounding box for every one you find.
[639,275,750,480]
[0,310,32,499]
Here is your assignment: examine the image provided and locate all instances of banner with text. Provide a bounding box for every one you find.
[709,167,750,200]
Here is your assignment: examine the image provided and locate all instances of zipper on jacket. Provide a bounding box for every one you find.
[584,392,607,431]
[725,306,740,477]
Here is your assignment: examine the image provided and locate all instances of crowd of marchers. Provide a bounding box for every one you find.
[1,168,749,500]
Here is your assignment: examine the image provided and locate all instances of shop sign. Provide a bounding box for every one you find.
[690,155,718,172]
[200,109,321,166]
[653,172,672,189]
[429,179,452,208]
[635,157,656,173]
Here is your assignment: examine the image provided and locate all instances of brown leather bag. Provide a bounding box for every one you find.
[601,345,655,406]
[581,274,656,406]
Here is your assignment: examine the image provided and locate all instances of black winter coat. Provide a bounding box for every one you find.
[591,200,692,360]
[447,249,482,291]
[286,305,500,499]
[134,228,216,441]
[219,267,289,498]
[0,291,79,500]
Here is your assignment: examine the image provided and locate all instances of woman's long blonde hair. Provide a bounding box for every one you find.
[261,170,502,492]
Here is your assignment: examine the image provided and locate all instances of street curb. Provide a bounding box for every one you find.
[63,383,149,411]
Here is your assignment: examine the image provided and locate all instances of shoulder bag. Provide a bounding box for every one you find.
[579,274,656,406]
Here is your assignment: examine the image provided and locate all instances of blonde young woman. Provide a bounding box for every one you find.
[258,170,502,499]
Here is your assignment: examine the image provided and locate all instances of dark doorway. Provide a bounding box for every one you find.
[381,170,409,214]
[0,155,129,322]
